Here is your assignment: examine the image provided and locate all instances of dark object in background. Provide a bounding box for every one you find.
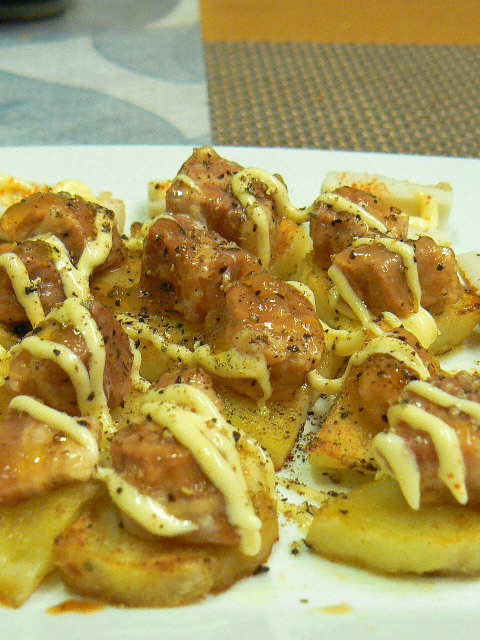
[0,0,65,21]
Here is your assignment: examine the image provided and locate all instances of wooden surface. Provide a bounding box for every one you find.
[201,0,480,45]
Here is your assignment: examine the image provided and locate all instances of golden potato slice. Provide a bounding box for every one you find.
[269,219,312,282]
[307,476,480,575]
[54,436,278,607]
[309,375,377,474]
[0,482,100,607]
[320,171,453,230]
[430,290,480,355]
[217,383,311,470]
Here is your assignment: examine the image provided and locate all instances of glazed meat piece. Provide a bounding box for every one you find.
[165,146,282,263]
[354,329,439,433]
[373,371,480,508]
[6,299,133,414]
[310,186,408,269]
[153,366,224,411]
[0,191,125,274]
[331,236,462,319]
[0,408,100,504]
[204,271,325,402]
[415,235,463,316]
[332,242,412,318]
[141,214,262,326]
[0,239,66,328]
[111,368,239,545]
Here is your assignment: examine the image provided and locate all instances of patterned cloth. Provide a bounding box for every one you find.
[0,0,211,145]
[206,42,480,158]
[1,2,478,157]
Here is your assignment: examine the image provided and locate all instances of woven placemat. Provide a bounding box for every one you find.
[206,42,479,157]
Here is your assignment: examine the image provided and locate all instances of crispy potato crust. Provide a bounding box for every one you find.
[53,436,278,607]
[307,476,480,575]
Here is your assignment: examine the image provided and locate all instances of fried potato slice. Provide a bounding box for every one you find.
[430,290,480,355]
[217,383,311,471]
[320,171,453,233]
[53,435,278,607]
[298,253,480,356]
[308,376,377,474]
[307,476,480,575]
[0,482,100,607]
[269,218,312,282]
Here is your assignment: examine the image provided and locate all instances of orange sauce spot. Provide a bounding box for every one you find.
[47,599,104,615]
[318,603,353,615]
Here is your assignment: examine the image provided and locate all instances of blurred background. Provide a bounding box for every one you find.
[1,0,479,155]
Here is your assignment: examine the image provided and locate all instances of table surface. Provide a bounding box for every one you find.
[200,0,480,45]
[1,0,479,156]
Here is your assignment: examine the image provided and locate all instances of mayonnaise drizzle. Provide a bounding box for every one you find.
[373,379,480,509]
[40,234,89,300]
[308,332,430,396]
[9,394,99,459]
[118,314,273,402]
[0,252,45,327]
[96,466,199,537]
[14,297,112,436]
[327,237,438,348]
[140,384,262,555]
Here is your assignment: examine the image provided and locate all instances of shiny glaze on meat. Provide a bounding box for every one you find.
[0,409,100,504]
[165,147,282,262]
[354,329,439,434]
[331,236,463,318]
[141,214,262,326]
[310,186,408,269]
[111,368,239,545]
[0,239,66,328]
[204,271,324,401]
[0,192,125,274]
[385,371,480,506]
[6,300,133,414]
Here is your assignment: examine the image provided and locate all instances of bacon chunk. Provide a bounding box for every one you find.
[204,272,325,401]
[0,239,66,328]
[376,371,480,507]
[111,368,239,545]
[331,236,463,319]
[6,300,133,414]
[332,242,412,318]
[310,187,408,269]
[0,192,125,274]
[355,329,439,433]
[415,235,463,315]
[0,409,100,504]
[165,146,282,263]
[141,214,262,326]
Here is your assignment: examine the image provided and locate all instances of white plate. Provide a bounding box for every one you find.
[1,146,479,640]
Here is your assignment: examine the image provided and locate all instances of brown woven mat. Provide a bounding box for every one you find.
[205,42,480,157]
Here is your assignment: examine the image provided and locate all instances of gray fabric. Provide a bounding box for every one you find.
[0,0,211,145]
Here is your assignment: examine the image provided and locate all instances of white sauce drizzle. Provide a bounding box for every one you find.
[118,314,273,402]
[140,384,262,555]
[327,237,438,348]
[373,379,480,509]
[230,169,275,267]
[192,343,272,402]
[9,394,99,458]
[13,297,113,438]
[314,192,388,234]
[0,252,45,327]
[308,332,430,396]
[96,466,199,537]
[40,234,89,300]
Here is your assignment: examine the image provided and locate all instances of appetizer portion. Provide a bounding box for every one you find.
[0,145,479,610]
